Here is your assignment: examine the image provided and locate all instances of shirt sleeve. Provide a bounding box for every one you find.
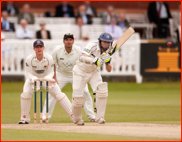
[51,46,58,65]
[44,56,54,80]
[25,56,38,80]
[82,42,96,55]
[75,45,82,55]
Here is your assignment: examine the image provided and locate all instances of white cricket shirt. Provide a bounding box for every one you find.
[25,52,54,80]
[52,44,81,76]
[76,41,101,72]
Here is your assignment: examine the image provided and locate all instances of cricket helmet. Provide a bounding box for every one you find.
[98,32,113,42]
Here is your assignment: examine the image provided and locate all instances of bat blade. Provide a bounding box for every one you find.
[106,27,135,56]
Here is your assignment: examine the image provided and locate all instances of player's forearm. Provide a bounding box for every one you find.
[53,65,58,84]
[25,64,36,80]
[105,63,112,72]
[53,65,57,79]
[26,72,38,81]
[45,60,55,79]
[44,72,54,79]
[79,55,94,64]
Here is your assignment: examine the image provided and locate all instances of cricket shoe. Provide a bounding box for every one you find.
[75,120,84,126]
[18,120,29,124]
[97,118,105,124]
[89,118,95,122]
[42,119,46,123]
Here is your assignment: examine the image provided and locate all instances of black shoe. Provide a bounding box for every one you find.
[18,120,29,124]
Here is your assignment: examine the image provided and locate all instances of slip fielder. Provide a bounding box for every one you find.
[42,33,95,122]
[18,39,73,124]
[72,32,113,125]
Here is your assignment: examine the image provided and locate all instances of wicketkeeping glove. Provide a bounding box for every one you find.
[43,78,56,90]
[93,57,104,67]
[30,77,40,91]
[101,53,112,65]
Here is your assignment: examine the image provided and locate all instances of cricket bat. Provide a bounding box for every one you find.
[103,27,135,56]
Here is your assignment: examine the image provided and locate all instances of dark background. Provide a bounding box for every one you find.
[141,43,181,76]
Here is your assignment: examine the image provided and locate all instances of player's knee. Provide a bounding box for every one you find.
[73,86,83,96]
[21,92,32,99]
[96,82,108,98]
[83,88,90,96]
[72,96,86,107]
[55,92,66,102]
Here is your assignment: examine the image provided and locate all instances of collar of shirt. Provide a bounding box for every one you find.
[64,48,74,55]
[119,21,125,28]
[21,28,28,31]
[33,53,47,62]
[3,20,8,23]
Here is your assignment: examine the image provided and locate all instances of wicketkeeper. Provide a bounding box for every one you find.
[18,40,73,124]
[72,32,113,125]
[42,33,95,122]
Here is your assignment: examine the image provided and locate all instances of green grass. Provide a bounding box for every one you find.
[1,82,181,141]
[1,129,180,141]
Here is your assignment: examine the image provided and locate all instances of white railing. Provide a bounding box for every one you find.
[126,13,147,23]
[1,35,142,83]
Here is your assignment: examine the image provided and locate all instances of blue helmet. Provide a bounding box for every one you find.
[98,32,113,42]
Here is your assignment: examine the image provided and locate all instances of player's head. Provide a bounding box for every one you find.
[33,39,45,55]
[63,33,74,48]
[98,32,113,51]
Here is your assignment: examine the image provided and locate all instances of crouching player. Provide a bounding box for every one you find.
[18,39,73,124]
[72,33,113,125]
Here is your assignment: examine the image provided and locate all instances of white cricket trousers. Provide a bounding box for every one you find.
[72,65,103,122]
[20,78,72,122]
[42,72,95,120]
[72,65,103,96]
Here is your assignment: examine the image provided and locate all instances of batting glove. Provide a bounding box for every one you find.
[93,57,104,67]
[101,53,112,65]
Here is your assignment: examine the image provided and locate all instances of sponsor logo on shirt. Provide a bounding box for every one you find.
[51,64,54,67]
[35,70,45,74]
[62,62,74,68]
[60,58,64,60]
[32,66,37,68]
[83,48,90,53]
[26,63,29,67]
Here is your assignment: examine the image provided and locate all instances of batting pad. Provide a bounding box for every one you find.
[58,95,73,121]
[83,91,95,120]
[72,96,86,122]
[95,82,108,121]
[20,93,32,122]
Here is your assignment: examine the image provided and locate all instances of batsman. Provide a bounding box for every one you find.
[72,32,113,125]
[18,39,73,124]
[42,33,95,122]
